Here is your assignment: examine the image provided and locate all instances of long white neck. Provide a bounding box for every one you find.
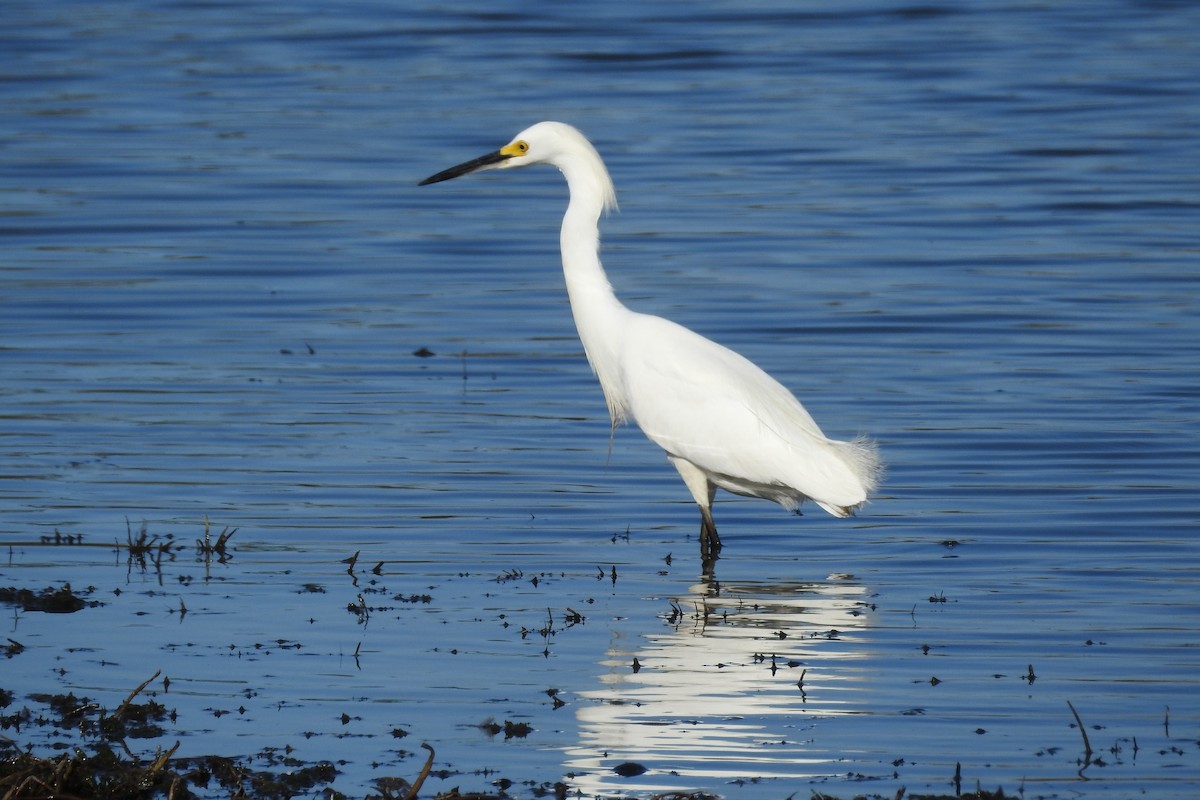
[556,158,631,425]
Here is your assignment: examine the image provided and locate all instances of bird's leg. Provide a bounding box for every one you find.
[668,457,722,565]
[699,479,721,568]
[699,506,721,563]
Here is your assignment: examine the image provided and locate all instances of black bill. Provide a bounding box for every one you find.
[418,150,511,186]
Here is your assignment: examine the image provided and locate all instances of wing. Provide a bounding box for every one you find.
[618,313,867,505]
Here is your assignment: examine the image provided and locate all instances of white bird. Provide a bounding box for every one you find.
[420,121,881,563]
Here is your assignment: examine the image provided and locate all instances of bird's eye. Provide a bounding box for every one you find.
[515,141,529,154]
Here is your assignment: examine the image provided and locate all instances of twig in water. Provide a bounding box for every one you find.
[403,743,435,800]
[1067,699,1093,774]
[115,670,163,720]
[147,740,181,778]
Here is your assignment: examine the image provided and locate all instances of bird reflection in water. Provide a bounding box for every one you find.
[563,574,877,795]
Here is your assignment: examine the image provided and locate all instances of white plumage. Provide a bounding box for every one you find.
[421,121,881,563]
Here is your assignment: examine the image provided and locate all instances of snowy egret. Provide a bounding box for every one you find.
[420,122,881,563]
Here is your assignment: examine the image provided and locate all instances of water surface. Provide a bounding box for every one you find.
[3,1,1198,797]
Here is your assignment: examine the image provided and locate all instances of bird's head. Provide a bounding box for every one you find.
[418,122,617,212]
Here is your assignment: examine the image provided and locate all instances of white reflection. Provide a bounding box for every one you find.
[565,574,875,794]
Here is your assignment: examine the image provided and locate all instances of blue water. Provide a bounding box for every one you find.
[3,1,1198,797]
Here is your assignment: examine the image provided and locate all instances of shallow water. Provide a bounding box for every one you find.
[3,0,1199,797]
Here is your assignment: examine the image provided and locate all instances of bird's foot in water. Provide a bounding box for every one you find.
[699,513,722,572]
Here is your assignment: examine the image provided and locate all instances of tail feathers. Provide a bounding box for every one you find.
[818,435,883,519]
[839,434,883,497]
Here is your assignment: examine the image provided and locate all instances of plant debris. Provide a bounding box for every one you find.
[0,583,100,613]
[0,671,345,800]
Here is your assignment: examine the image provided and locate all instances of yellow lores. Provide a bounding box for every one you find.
[421,122,881,565]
